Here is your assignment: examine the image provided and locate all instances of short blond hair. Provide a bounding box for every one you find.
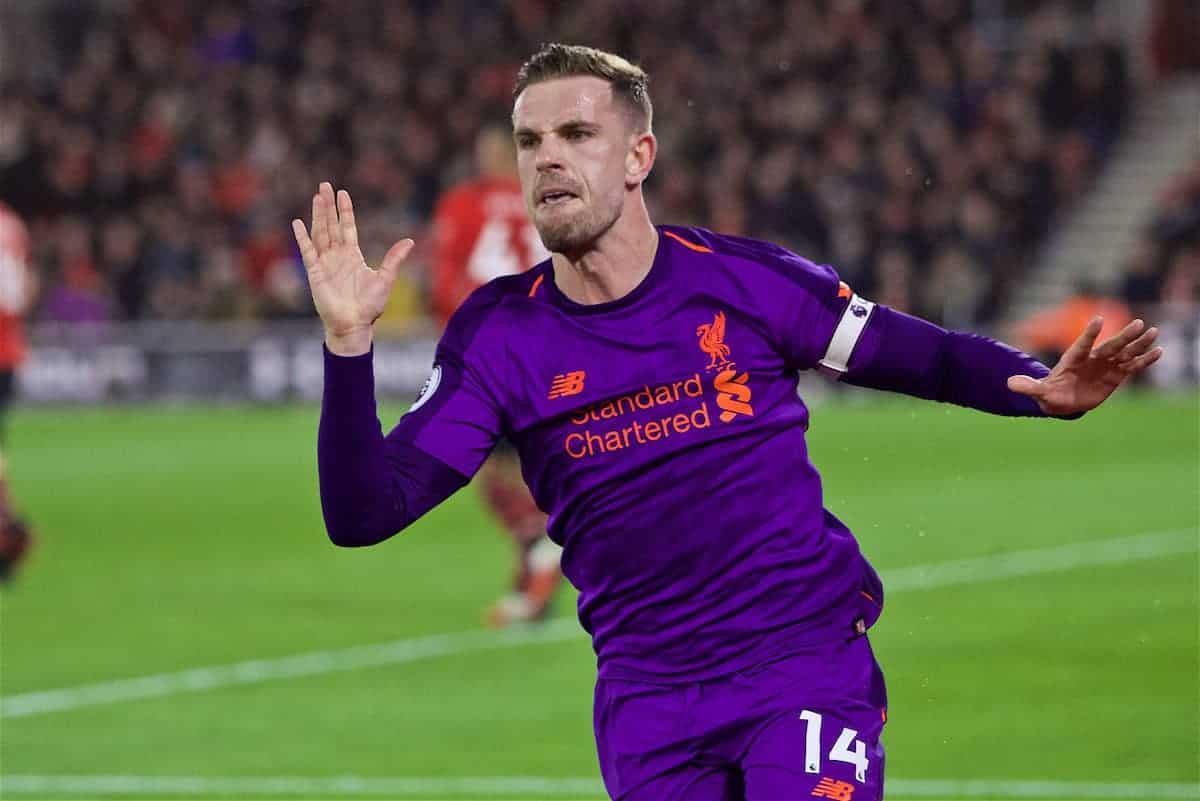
[514,43,652,132]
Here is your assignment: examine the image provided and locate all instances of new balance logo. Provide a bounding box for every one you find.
[548,371,586,399]
[812,778,855,800]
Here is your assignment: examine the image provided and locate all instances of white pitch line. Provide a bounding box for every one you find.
[890,778,1200,799]
[2,528,1195,720]
[882,528,1198,592]
[1,775,1197,799]
[0,775,605,797]
[0,618,583,719]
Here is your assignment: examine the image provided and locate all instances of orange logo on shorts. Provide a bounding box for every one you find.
[812,777,855,801]
[548,371,586,399]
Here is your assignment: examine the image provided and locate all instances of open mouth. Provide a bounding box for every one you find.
[538,191,578,206]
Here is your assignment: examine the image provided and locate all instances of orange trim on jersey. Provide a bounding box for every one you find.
[529,274,545,297]
[838,281,853,299]
[860,590,877,603]
[662,230,713,253]
[882,708,888,723]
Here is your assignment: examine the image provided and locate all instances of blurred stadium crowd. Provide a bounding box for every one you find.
[1122,159,1200,317]
[0,0,1187,332]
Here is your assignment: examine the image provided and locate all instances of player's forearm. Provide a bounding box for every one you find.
[318,346,466,546]
[845,306,1052,417]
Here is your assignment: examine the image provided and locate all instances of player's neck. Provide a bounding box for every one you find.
[551,206,658,306]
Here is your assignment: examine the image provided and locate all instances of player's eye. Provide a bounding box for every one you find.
[516,136,537,149]
[564,129,591,141]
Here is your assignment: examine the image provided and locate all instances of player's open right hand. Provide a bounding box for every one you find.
[292,182,415,356]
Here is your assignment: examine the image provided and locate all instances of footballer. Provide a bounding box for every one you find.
[293,45,1161,800]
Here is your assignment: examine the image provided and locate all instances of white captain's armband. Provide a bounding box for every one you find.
[818,294,876,377]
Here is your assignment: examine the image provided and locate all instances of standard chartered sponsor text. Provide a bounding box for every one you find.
[565,373,712,459]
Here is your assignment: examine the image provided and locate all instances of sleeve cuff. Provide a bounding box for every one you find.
[322,343,377,417]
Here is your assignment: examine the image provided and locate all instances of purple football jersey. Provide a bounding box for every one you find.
[394,226,886,681]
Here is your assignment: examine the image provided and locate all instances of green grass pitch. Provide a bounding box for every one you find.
[0,390,1196,800]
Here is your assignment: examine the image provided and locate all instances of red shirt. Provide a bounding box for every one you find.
[0,203,31,369]
[430,176,548,328]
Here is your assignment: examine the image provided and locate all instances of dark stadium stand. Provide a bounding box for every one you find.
[1,0,1129,328]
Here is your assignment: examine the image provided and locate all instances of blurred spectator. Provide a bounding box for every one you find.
[1119,161,1200,386]
[1,0,1130,329]
[1150,250,1200,387]
[1120,161,1200,315]
[1150,0,1200,78]
[40,216,110,324]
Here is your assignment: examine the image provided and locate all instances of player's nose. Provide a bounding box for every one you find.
[533,139,566,172]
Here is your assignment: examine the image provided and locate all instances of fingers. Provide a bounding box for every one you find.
[1059,316,1104,366]
[320,182,341,246]
[1091,319,1162,376]
[337,189,359,249]
[1093,318,1146,360]
[379,237,416,282]
[291,219,317,272]
[309,182,362,256]
[311,190,330,253]
[1120,346,1164,374]
[1007,374,1046,397]
[1113,325,1159,363]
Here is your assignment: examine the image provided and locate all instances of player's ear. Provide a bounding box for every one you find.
[625,130,656,188]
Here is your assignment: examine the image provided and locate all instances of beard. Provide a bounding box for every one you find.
[534,193,622,255]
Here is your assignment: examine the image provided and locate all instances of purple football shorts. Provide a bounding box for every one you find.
[593,635,887,801]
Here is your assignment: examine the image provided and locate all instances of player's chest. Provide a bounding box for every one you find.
[500,301,785,435]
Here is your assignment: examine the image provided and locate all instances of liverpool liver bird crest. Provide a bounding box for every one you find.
[696,311,733,371]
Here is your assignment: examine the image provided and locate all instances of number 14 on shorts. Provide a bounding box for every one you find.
[799,709,870,782]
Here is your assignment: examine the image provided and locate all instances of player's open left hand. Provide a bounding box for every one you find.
[1007,316,1163,417]
[291,182,415,355]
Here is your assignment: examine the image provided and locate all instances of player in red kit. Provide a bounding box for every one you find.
[430,124,562,626]
[0,202,35,583]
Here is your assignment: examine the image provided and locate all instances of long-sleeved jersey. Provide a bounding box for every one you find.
[319,226,1055,682]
